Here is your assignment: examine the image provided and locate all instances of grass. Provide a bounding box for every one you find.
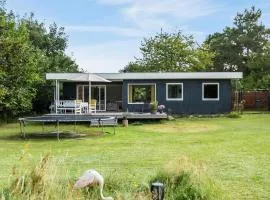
[0,114,269,199]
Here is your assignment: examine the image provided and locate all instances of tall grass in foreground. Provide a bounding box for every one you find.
[150,157,226,200]
[1,153,224,200]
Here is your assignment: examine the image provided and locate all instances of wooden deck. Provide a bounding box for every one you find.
[44,112,168,120]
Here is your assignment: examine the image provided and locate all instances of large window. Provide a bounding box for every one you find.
[202,83,219,101]
[166,83,183,100]
[128,84,156,104]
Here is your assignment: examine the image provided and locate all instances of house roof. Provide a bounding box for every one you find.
[46,73,111,82]
[46,72,243,81]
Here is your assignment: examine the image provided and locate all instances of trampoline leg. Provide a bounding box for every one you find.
[22,121,26,139]
[98,118,101,128]
[113,117,117,135]
[57,120,60,141]
[74,120,77,133]
[42,122,45,133]
[19,121,23,136]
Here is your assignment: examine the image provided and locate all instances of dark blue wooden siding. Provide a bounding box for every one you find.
[63,79,232,114]
[122,79,232,114]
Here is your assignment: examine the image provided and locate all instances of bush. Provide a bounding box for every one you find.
[226,112,241,118]
[150,101,158,113]
[150,171,205,200]
[149,157,224,200]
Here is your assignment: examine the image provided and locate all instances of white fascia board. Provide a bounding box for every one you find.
[46,72,243,81]
[95,72,243,80]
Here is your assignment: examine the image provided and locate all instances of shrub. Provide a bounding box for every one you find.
[150,171,205,200]
[226,112,241,118]
[150,101,158,113]
[149,157,224,200]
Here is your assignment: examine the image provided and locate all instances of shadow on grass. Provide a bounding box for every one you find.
[0,131,116,141]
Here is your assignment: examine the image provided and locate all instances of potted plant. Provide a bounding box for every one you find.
[158,104,165,113]
[150,101,158,114]
[122,112,129,127]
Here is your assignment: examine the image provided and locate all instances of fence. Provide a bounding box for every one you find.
[233,90,270,111]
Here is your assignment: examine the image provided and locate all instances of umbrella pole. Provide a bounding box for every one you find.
[89,80,91,113]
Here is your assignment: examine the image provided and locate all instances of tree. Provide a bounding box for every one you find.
[23,14,78,113]
[0,10,43,117]
[205,7,270,77]
[244,42,270,89]
[0,3,79,118]
[121,30,214,72]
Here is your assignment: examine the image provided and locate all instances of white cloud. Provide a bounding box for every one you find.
[66,29,206,72]
[65,25,146,38]
[66,0,220,71]
[95,0,222,29]
[67,40,141,72]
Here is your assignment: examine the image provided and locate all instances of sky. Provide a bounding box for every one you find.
[6,0,270,72]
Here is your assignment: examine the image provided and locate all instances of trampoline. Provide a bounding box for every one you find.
[18,115,118,140]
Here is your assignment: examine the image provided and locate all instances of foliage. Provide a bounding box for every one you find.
[23,14,78,113]
[0,9,43,116]
[3,153,80,200]
[134,87,147,102]
[226,112,241,118]
[2,154,222,200]
[150,101,158,111]
[158,104,165,110]
[0,4,79,117]
[121,30,214,72]
[150,157,223,200]
[205,7,270,89]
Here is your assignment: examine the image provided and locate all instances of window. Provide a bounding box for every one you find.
[202,83,219,101]
[128,84,156,104]
[166,83,183,100]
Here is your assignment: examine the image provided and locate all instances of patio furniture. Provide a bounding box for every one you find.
[107,102,118,111]
[89,99,97,113]
[81,102,89,113]
[56,100,82,114]
[49,104,55,113]
[107,101,122,111]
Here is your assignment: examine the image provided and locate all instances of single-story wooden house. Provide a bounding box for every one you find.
[46,72,242,114]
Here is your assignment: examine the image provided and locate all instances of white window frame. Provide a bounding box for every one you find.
[127,83,156,104]
[166,83,183,101]
[202,82,219,101]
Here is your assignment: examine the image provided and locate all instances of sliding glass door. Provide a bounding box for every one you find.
[90,86,106,111]
[77,85,106,111]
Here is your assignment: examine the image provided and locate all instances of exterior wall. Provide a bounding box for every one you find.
[106,84,122,101]
[122,79,232,114]
[63,79,232,114]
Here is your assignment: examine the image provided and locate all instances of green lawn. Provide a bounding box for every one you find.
[0,114,269,199]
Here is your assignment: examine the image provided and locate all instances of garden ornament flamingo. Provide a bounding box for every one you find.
[74,169,114,200]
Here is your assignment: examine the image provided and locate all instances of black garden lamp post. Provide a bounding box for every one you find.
[151,182,164,200]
